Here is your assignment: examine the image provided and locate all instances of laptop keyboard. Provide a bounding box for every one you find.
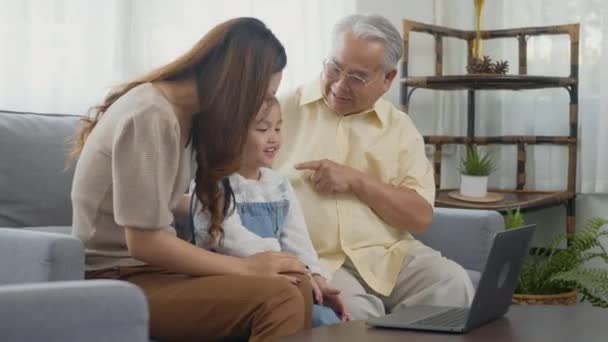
[413,308,469,328]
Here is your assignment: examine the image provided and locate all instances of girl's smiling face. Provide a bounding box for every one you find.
[239,102,282,179]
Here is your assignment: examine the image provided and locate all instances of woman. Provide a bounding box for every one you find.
[70,17,311,341]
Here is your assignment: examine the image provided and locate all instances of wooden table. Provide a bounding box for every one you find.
[281,305,607,342]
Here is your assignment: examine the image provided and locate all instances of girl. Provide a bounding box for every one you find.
[71,18,312,341]
[194,99,351,327]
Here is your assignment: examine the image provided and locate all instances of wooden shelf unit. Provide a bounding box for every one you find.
[401,19,580,234]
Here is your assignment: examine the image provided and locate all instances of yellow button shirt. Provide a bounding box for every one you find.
[275,79,435,296]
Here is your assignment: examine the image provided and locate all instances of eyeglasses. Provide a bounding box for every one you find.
[322,60,379,89]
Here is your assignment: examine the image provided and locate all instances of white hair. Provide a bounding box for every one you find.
[331,14,403,71]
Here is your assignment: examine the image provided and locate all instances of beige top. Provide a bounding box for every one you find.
[275,79,435,295]
[71,83,194,270]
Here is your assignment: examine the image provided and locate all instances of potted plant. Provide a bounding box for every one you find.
[507,216,608,308]
[459,145,497,198]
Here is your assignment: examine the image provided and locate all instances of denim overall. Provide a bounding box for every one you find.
[237,199,341,327]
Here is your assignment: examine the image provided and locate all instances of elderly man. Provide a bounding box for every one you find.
[275,14,474,320]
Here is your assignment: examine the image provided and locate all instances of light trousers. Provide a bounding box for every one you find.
[330,242,475,320]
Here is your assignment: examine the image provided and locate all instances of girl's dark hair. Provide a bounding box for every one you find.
[70,18,287,243]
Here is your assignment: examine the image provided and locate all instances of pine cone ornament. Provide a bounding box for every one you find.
[467,55,509,75]
[467,56,491,74]
[492,60,509,75]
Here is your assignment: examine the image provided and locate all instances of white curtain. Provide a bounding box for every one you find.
[424,0,608,194]
[0,0,355,115]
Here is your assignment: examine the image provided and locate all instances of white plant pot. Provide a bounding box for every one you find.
[460,174,488,198]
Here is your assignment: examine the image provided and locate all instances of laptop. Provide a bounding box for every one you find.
[367,224,536,333]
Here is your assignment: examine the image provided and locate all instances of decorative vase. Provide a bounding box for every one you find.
[459,174,488,197]
[512,289,577,306]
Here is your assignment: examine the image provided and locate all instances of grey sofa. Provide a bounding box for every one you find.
[0,109,505,340]
[0,111,148,341]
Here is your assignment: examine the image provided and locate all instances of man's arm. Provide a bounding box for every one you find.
[296,160,432,234]
[350,169,432,234]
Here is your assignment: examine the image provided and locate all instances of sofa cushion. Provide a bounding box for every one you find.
[416,208,505,273]
[0,110,80,227]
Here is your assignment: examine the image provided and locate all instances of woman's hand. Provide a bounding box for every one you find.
[307,271,323,304]
[242,251,307,284]
[312,274,352,322]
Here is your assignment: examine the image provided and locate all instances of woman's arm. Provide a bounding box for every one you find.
[126,227,244,275]
[125,227,305,279]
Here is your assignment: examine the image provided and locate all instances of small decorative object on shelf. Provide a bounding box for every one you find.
[468,0,509,75]
[472,0,485,59]
[510,217,608,308]
[458,145,497,198]
[467,56,510,75]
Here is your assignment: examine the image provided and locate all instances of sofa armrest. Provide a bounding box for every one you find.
[0,228,84,285]
[0,280,149,342]
[414,208,505,272]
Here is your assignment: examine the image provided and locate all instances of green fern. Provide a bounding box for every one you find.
[460,145,497,176]
[515,217,608,308]
[551,268,608,308]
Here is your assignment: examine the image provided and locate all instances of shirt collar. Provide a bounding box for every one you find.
[299,77,324,107]
[298,77,389,128]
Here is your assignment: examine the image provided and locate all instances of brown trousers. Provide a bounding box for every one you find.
[87,266,312,341]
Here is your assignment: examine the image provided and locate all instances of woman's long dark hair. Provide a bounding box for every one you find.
[70,18,287,243]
